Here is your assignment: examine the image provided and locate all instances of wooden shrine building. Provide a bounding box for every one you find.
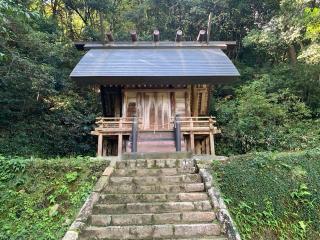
[70,35,240,157]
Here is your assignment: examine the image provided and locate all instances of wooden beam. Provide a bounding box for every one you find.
[197,30,206,42]
[106,32,114,42]
[97,134,103,157]
[176,30,182,42]
[130,30,137,42]
[207,12,213,43]
[153,30,160,42]
[79,41,237,50]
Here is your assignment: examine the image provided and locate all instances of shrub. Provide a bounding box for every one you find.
[212,149,320,239]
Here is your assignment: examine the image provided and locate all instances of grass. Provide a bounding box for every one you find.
[212,149,320,240]
[0,155,107,240]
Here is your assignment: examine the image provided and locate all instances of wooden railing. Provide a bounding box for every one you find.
[94,116,218,133]
[92,116,219,156]
[172,116,217,132]
[95,117,140,132]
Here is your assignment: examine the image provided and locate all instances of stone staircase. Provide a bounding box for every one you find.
[78,156,227,240]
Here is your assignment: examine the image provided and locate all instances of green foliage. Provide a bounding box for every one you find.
[212,149,320,239]
[0,1,100,157]
[214,71,320,155]
[0,155,107,240]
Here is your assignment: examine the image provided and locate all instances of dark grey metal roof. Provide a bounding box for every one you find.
[70,48,240,85]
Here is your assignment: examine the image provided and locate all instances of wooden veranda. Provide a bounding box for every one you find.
[91,116,220,157]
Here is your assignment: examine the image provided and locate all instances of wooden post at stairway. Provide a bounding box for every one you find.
[118,118,123,156]
[209,117,215,155]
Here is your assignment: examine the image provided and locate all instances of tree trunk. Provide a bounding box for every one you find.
[288,45,297,65]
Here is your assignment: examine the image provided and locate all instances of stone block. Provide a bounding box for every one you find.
[156,159,166,168]
[153,213,181,224]
[160,175,181,184]
[109,177,133,184]
[93,204,126,214]
[153,225,174,238]
[161,168,178,175]
[174,224,221,237]
[178,193,208,202]
[93,176,110,192]
[102,167,114,176]
[194,200,212,211]
[112,214,152,225]
[91,215,111,226]
[129,225,153,239]
[165,159,177,168]
[182,211,215,222]
[62,231,78,240]
[185,183,205,192]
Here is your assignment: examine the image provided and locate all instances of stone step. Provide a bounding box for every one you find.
[162,238,227,240]
[90,211,216,226]
[80,223,221,239]
[93,201,212,214]
[103,183,205,194]
[113,167,197,177]
[99,193,209,204]
[109,174,202,185]
[116,158,194,169]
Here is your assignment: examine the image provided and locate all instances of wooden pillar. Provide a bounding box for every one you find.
[205,136,210,155]
[196,140,202,154]
[102,139,107,156]
[209,132,215,155]
[190,133,195,153]
[97,134,103,157]
[118,134,123,156]
[201,138,206,154]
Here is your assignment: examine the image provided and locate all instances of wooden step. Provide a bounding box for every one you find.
[93,201,212,214]
[80,223,221,239]
[90,211,216,226]
[121,152,192,160]
[99,193,209,204]
[137,131,175,140]
[103,183,205,194]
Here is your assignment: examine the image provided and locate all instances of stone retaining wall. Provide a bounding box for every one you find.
[62,160,116,240]
[195,157,241,240]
